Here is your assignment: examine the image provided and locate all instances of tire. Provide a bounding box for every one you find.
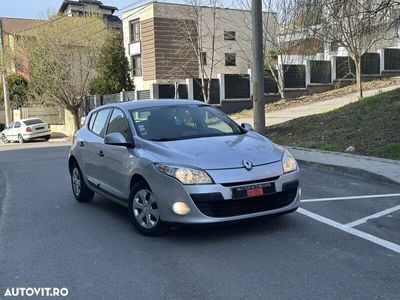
[44,135,51,141]
[1,134,8,144]
[71,162,94,203]
[128,180,170,236]
[18,134,25,144]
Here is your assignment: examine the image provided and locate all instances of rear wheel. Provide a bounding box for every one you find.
[128,181,170,236]
[71,162,94,203]
[44,135,51,141]
[18,134,25,144]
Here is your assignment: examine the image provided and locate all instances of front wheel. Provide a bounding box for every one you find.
[71,162,94,202]
[1,134,8,144]
[128,181,170,236]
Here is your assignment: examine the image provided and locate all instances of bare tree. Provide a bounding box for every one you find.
[16,16,108,132]
[236,0,320,100]
[309,0,398,99]
[161,0,225,104]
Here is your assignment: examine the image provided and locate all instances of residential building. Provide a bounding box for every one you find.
[0,17,45,79]
[58,0,122,29]
[122,1,277,103]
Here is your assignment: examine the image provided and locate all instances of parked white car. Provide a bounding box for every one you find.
[1,118,51,144]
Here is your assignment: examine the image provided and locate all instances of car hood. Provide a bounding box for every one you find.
[140,132,283,170]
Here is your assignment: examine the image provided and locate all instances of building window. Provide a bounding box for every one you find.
[225,53,236,66]
[130,19,140,42]
[224,31,236,41]
[201,52,207,65]
[132,55,142,76]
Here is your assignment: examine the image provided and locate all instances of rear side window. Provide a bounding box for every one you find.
[23,119,44,126]
[106,109,131,141]
[91,109,111,136]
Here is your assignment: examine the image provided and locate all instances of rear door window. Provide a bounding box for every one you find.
[14,122,21,128]
[88,112,97,131]
[91,109,111,136]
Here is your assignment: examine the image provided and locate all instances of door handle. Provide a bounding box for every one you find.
[79,141,84,147]
[97,150,104,157]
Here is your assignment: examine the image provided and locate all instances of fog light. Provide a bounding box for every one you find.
[172,202,190,215]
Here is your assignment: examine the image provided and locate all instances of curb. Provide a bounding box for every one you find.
[297,160,400,187]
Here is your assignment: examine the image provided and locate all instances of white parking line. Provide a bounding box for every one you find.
[301,193,400,203]
[344,204,400,228]
[297,208,400,254]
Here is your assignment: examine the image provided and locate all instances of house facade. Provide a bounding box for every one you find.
[122,1,277,103]
[58,0,122,29]
[0,17,45,79]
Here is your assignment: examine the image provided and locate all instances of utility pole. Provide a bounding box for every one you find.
[251,0,266,134]
[0,20,11,125]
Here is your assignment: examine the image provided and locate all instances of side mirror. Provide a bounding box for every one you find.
[104,132,135,148]
[241,122,254,131]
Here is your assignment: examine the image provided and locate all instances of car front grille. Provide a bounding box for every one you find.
[191,181,298,218]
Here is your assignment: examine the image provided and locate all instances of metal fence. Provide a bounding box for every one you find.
[310,60,331,84]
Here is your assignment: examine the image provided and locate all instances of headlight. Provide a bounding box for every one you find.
[282,150,297,173]
[154,164,213,185]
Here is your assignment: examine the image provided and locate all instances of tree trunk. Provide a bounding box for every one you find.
[279,71,286,101]
[355,59,363,99]
[68,107,81,134]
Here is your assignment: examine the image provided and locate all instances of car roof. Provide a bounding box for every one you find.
[97,99,206,111]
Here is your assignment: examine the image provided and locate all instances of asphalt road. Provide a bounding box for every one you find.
[0,142,399,299]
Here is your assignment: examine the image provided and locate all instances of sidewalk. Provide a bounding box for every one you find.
[288,146,400,186]
[233,85,400,126]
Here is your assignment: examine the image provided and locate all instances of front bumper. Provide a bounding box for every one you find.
[149,161,300,224]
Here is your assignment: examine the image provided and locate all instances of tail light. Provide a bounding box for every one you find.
[26,127,32,132]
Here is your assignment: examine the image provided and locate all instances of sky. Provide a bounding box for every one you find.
[0,0,152,19]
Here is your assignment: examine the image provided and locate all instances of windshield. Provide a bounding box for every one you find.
[130,104,244,141]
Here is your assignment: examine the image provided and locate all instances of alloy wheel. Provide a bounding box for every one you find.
[72,167,81,196]
[132,189,160,229]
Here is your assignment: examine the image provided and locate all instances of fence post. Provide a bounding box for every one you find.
[331,56,336,83]
[94,95,102,107]
[218,74,225,102]
[120,90,126,102]
[305,60,311,87]
[378,49,385,74]
[186,78,194,100]
[151,84,159,99]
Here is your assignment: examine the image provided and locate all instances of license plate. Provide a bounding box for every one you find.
[36,127,44,130]
[231,182,276,199]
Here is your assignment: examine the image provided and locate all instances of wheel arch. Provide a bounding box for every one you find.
[68,155,78,175]
[130,173,149,190]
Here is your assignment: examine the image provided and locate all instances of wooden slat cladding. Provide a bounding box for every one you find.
[141,18,156,81]
[153,17,199,80]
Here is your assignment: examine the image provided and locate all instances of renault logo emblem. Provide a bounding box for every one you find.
[242,159,253,170]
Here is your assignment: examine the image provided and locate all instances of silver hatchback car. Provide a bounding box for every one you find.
[69,100,300,235]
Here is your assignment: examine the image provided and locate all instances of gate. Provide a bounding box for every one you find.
[284,65,306,88]
[362,53,380,74]
[193,79,220,104]
[336,57,355,79]
[225,74,250,99]
[384,49,400,70]
[310,61,331,84]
